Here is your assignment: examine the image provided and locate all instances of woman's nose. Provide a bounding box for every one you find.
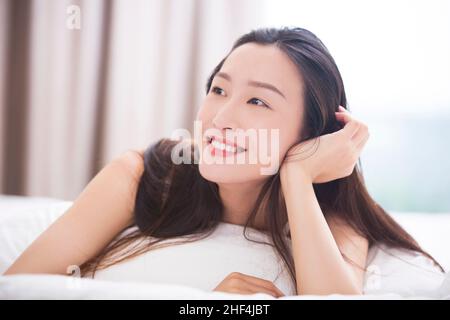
[212,103,239,130]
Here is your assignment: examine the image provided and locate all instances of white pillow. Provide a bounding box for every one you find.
[0,197,72,274]
[92,223,297,295]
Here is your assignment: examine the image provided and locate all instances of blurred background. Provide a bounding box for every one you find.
[0,0,449,213]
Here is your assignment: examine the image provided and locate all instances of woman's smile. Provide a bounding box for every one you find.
[206,135,246,157]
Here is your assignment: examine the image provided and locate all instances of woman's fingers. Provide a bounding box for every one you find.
[336,118,360,139]
[243,279,284,297]
[335,107,351,124]
[213,272,285,298]
[335,107,361,139]
[335,106,352,124]
[335,107,369,145]
[351,123,369,146]
[238,273,285,297]
[355,133,369,151]
[240,281,283,297]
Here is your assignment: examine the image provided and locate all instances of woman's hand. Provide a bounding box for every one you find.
[213,272,285,298]
[280,106,369,184]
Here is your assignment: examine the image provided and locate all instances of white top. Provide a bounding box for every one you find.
[92,222,297,296]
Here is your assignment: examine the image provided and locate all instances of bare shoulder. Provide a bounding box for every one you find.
[112,149,145,182]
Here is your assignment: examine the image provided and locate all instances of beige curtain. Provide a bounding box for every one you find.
[0,0,9,197]
[0,0,264,200]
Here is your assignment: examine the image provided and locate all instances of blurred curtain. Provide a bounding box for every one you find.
[0,0,263,200]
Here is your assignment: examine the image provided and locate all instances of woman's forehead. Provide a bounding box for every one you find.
[219,43,303,102]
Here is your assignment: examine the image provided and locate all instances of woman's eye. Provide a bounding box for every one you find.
[248,98,270,109]
[211,86,225,96]
[210,87,270,109]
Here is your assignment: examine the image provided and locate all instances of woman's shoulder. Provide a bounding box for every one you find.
[112,150,145,182]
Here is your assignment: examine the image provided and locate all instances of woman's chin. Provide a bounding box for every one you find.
[198,162,262,184]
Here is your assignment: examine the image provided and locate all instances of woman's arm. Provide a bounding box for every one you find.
[3,150,144,275]
[280,106,369,295]
[281,165,368,295]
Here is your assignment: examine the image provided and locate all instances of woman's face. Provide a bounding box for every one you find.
[196,42,305,184]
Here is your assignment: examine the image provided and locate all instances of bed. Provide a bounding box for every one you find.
[0,195,449,299]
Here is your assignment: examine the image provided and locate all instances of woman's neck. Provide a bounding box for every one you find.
[218,180,266,231]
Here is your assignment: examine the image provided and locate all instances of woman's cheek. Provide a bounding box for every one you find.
[195,105,208,122]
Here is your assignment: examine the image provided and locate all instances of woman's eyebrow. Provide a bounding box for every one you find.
[215,71,286,100]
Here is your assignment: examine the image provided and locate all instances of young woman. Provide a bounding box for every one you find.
[4,27,443,297]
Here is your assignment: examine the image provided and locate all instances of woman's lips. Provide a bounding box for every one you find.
[206,136,246,157]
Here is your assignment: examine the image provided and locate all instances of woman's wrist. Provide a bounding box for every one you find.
[280,161,312,192]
